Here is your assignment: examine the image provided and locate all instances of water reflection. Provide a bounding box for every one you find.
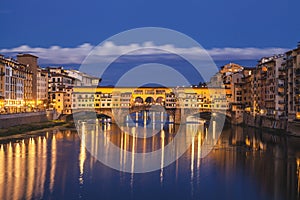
[0,125,299,200]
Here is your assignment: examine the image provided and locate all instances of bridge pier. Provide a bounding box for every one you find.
[174,108,181,124]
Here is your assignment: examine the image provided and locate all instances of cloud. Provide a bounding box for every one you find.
[0,42,289,65]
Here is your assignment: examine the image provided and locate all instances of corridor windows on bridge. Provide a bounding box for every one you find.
[134,89,143,95]
[156,89,165,95]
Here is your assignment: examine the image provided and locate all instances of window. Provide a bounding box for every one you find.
[236,97,242,102]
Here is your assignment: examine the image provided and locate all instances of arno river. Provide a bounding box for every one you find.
[0,118,299,200]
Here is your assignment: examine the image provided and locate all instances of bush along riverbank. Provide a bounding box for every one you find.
[0,120,75,137]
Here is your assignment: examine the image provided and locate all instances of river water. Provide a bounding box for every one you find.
[0,123,299,200]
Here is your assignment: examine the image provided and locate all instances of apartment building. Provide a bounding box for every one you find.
[242,68,254,112]
[219,63,244,109]
[17,54,38,105]
[285,45,300,121]
[0,56,33,113]
[36,68,48,109]
[252,55,286,119]
[0,56,5,112]
[47,67,75,113]
[67,69,100,86]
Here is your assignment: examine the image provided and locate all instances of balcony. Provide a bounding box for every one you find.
[278,67,285,71]
[278,100,285,104]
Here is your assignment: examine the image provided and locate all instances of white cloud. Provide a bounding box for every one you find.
[0,42,289,65]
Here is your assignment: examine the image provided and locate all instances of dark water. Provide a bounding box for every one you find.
[0,124,299,200]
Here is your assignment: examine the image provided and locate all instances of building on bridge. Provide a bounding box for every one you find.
[71,86,227,116]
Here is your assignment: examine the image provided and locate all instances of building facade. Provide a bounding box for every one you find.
[37,68,48,109]
[285,45,300,121]
[71,86,227,114]
[17,54,38,105]
[46,67,75,114]
[0,55,33,113]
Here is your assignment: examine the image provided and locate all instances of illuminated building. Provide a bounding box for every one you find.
[17,54,38,107]
[36,68,49,109]
[71,86,227,112]
[285,44,300,121]
[0,55,33,113]
[46,67,75,114]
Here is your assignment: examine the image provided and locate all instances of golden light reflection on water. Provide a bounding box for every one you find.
[0,134,57,200]
[0,144,4,200]
[0,122,299,200]
[50,134,56,192]
[79,129,86,185]
[160,129,165,184]
[297,158,300,196]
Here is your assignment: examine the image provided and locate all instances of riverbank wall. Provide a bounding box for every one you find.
[0,110,58,129]
[242,112,300,135]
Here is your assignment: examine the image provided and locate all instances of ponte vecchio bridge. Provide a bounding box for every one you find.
[71,86,230,124]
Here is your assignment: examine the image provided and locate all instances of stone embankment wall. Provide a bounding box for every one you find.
[243,112,286,130]
[287,122,300,135]
[0,110,57,129]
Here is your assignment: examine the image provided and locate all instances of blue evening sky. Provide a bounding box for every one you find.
[1,0,299,49]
